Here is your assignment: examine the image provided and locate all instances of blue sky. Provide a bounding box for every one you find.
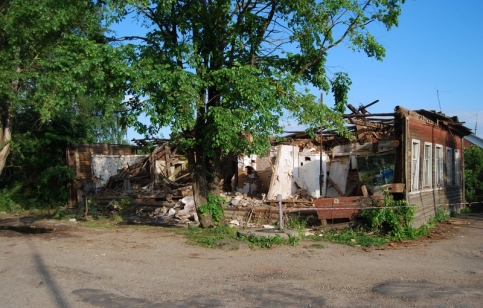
[118,0,483,140]
[322,0,483,137]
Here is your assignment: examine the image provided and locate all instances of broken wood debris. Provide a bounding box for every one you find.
[88,142,196,225]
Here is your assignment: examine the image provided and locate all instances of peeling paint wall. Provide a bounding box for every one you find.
[297,151,327,198]
[267,145,300,200]
[91,155,148,190]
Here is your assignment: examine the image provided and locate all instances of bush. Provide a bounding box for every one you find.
[465,145,483,202]
[362,191,421,240]
[198,193,226,226]
[0,186,25,214]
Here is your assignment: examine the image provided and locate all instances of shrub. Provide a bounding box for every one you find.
[362,191,420,240]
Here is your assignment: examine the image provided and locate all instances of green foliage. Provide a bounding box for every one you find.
[119,198,131,210]
[311,204,451,248]
[198,193,226,226]
[319,227,388,247]
[464,145,483,202]
[362,192,420,240]
[1,0,129,209]
[175,224,301,249]
[3,112,91,208]
[309,243,325,249]
[53,208,70,220]
[434,208,450,222]
[86,200,99,218]
[239,233,300,248]
[331,72,352,113]
[287,214,312,234]
[182,225,238,247]
[105,0,407,207]
[0,186,25,214]
[245,234,285,248]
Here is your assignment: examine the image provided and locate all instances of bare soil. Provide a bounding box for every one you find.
[0,213,482,308]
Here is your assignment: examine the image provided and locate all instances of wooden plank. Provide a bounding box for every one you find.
[314,196,383,221]
[327,176,344,196]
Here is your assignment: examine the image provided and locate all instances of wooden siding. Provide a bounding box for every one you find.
[403,113,465,226]
[408,187,463,227]
[66,143,138,205]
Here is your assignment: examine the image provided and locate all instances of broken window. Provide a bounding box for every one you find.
[423,142,432,189]
[435,144,444,186]
[411,139,420,191]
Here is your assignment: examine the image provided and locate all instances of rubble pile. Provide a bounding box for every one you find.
[89,142,197,225]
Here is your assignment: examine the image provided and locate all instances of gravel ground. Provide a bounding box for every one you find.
[0,213,482,308]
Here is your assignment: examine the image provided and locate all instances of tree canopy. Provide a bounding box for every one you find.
[0,0,129,207]
[1,0,129,171]
[465,145,483,202]
[106,0,406,226]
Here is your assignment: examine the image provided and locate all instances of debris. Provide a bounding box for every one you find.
[230,220,240,226]
[447,219,470,225]
[167,208,176,217]
[263,224,275,229]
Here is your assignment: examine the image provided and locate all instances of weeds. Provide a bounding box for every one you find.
[287,214,312,233]
[316,227,388,247]
[198,193,226,226]
[309,243,325,249]
[361,190,420,240]
[181,225,237,247]
[173,224,302,249]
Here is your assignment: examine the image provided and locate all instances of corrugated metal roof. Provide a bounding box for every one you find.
[464,134,483,148]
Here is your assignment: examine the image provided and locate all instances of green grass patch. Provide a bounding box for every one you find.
[170,225,302,249]
[181,225,238,247]
[312,228,388,247]
[309,243,325,249]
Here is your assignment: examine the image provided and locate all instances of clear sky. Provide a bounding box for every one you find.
[322,0,483,137]
[120,0,483,140]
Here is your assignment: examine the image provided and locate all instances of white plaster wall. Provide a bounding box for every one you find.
[91,155,148,189]
[297,152,327,198]
[267,145,300,200]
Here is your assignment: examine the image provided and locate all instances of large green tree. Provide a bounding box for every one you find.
[107,0,406,226]
[465,145,483,202]
[0,0,129,176]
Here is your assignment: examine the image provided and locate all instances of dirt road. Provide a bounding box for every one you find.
[1,213,482,308]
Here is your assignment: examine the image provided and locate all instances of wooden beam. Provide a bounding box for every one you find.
[343,113,395,118]
[327,176,344,196]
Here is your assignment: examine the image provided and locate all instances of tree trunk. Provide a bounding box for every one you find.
[1,67,20,176]
[207,154,222,196]
[0,106,13,176]
[189,144,214,228]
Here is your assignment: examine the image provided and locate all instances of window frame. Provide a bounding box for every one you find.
[454,148,461,186]
[435,144,444,187]
[446,147,454,186]
[411,139,421,192]
[423,142,432,189]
